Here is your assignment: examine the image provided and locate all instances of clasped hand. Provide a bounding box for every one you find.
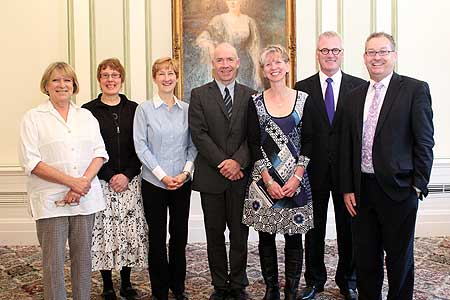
[267,177,300,199]
[218,159,243,181]
[162,173,187,190]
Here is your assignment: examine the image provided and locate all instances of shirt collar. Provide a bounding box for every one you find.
[215,79,236,97]
[319,69,342,85]
[152,93,182,109]
[37,99,80,112]
[369,72,393,89]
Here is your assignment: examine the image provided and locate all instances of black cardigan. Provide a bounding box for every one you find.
[82,94,141,182]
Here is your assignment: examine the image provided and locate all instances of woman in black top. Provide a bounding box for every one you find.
[82,58,148,300]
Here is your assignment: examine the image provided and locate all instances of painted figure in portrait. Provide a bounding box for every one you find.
[181,0,287,100]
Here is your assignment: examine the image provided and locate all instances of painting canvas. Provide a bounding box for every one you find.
[172,0,296,100]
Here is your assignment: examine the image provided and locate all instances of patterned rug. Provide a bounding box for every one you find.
[0,237,449,300]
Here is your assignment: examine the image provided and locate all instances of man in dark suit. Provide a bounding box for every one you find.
[295,31,365,300]
[341,32,434,300]
[188,43,255,300]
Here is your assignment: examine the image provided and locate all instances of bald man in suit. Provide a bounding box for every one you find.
[188,43,255,300]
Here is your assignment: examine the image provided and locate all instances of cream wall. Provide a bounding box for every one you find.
[1,0,449,244]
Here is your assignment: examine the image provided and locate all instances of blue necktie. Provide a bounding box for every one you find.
[325,78,335,124]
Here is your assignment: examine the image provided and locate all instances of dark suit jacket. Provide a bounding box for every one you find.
[340,73,434,202]
[295,72,365,192]
[188,80,256,193]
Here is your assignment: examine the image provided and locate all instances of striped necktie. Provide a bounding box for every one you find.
[224,87,232,118]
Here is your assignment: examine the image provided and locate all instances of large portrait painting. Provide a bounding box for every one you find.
[172,0,296,100]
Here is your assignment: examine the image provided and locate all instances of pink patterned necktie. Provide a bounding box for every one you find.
[361,82,384,173]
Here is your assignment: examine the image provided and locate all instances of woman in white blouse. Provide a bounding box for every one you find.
[19,62,108,300]
[133,57,197,300]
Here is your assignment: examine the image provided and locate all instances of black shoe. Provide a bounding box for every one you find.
[340,289,358,300]
[209,289,228,300]
[300,286,324,300]
[101,288,117,300]
[228,289,249,300]
[174,292,189,300]
[120,285,138,299]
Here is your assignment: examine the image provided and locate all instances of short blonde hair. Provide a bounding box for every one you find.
[97,58,125,83]
[259,44,290,67]
[40,62,79,95]
[152,57,179,79]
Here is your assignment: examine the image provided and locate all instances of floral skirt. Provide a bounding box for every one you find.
[91,176,148,270]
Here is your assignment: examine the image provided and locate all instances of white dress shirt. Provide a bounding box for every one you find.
[19,100,109,220]
[319,70,342,110]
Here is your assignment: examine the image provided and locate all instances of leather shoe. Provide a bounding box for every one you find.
[341,289,358,300]
[209,289,228,300]
[120,285,138,299]
[228,288,249,300]
[301,286,324,300]
[101,288,117,300]
[174,292,189,300]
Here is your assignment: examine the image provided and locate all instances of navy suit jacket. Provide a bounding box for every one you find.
[340,73,434,202]
[295,72,365,192]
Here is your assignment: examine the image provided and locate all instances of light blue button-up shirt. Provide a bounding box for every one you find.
[133,94,197,189]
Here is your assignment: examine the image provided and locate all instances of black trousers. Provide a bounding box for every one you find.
[142,179,192,300]
[304,186,355,291]
[354,174,418,300]
[200,186,249,291]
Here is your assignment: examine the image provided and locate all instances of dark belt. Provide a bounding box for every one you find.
[361,172,376,179]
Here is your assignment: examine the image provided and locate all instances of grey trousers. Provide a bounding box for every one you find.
[36,214,95,300]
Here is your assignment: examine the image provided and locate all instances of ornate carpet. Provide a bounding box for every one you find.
[0,237,449,300]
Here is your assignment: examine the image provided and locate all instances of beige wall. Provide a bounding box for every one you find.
[1,0,449,244]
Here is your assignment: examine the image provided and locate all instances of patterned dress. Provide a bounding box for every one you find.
[91,176,148,270]
[242,91,314,235]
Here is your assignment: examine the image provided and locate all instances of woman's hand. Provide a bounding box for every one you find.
[70,176,91,196]
[109,174,129,193]
[64,189,81,205]
[161,176,181,190]
[174,173,188,185]
[281,177,301,198]
[267,181,285,199]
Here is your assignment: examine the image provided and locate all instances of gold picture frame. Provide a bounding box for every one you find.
[172,0,296,100]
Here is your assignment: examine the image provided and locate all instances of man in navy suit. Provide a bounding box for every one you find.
[295,31,364,300]
[341,32,434,300]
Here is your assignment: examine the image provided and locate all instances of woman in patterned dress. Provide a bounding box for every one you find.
[82,58,148,300]
[242,45,314,300]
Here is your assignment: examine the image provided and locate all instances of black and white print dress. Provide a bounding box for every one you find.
[242,91,314,235]
[91,175,148,270]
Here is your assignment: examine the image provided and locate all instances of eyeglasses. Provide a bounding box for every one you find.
[100,73,121,79]
[54,199,80,207]
[365,50,394,57]
[318,48,342,55]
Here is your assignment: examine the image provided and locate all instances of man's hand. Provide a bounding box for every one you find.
[343,193,357,217]
[218,159,242,180]
[109,174,129,193]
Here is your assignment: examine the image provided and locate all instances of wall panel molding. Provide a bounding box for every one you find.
[89,0,97,99]
[123,0,131,96]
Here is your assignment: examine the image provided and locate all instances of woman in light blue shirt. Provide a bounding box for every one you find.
[133,57,197,300]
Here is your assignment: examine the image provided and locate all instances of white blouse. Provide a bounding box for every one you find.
[19,100,109,220]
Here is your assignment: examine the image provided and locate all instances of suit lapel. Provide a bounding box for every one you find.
[310,74,331,126]
[335,73,350,122]
[230,83,245,126]
[375,73,401,137]
[208,81,229,119]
